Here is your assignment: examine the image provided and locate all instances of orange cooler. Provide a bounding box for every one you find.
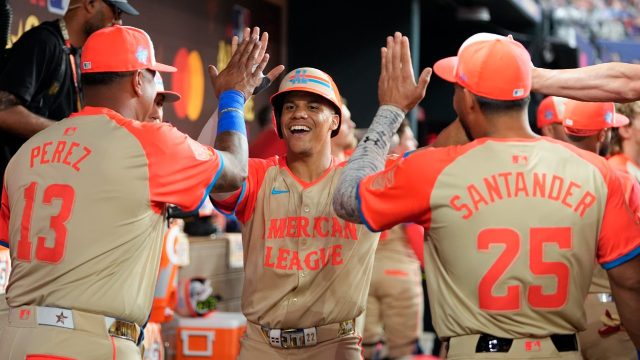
[176,312,247,360]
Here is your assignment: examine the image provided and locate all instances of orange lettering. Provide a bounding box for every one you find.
[548,175,564,201]
[314,217,329,238]
[514,172,529,197]
[51,141,66,164]
[331,217,343,238]
[305,250,320,270]
[532,172,547,198]
[343,221,357,240]
[40,141,53,165]
[450,194,473,220]
[267,218,286,239]
[298,217,310,237]
[286,217,298,238]
[483,175,503,202]
[331,245,344,265]
[574,191,596,218]
[288,250,303,270]
[264,246,275,267]
[498,172,513,198]
[30,146,41,168]
[468,184,488,211]
[561,181,580,209]
[276,248,290,269]
[71,146,92,172]
[62,142,80,166]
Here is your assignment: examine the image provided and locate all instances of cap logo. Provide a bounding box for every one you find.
[288,69,331,89]
[565,119,574,126]
[136,46,149,65]
[604,111,613,124]
[544,110,553,120]
[82,62,92,70]
[513,89,524,97]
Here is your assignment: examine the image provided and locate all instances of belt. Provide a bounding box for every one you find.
[255,319,356,349]
[22,306,140,343]
[476,334,578,353]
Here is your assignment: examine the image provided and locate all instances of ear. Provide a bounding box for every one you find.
[597,129,609,144]
[330,114,340,132]
[132,70,144,97]
[461,88,478,113]
[618,124,633,140]
[83,0,98,13]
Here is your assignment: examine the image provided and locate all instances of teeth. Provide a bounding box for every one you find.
[290,125,310,131]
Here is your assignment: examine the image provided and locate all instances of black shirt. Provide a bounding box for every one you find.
[0,20,79,186]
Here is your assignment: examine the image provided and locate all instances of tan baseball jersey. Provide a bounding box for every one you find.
[215,156,379,329]
[0,106,222,325]
[357,137,640,339]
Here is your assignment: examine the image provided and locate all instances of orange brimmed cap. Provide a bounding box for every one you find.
[562,100,629,136]
[536,96,567,128]
[433,33,532,101]
[81,26,176,74]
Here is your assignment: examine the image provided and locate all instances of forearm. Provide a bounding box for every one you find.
[333,105,405,223]
[607,257,640,349]
[532,63,640,103]
[0,92,55,137]
[211,90,248,193]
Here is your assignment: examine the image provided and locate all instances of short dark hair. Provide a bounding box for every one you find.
[82,71,136,87]
[567,133,589,143]
[475,94,530,115]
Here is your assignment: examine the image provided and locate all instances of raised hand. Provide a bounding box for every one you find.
[378,32,432,113]
[208,27,284,99]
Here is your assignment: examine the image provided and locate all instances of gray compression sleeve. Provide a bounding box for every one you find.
[332,105,405,224]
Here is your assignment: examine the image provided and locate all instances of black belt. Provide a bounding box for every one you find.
[476,334,578,353]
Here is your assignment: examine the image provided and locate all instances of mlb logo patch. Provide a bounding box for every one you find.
[525,340,541,352]
[136,46,149,65]
[605,111,613,124]
[513,88,524,97]
[565,118,574,126]
[82,62,92,70]
[544,110,553,120]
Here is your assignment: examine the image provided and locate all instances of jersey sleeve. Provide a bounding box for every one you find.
[598,168,640,269]
[357,147,457,231]
[211,157,276,223]
[126,122,223,212]
[1,184,9,249]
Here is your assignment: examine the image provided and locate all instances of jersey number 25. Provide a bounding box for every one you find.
[16,182,74,263]
[478,227,571,312]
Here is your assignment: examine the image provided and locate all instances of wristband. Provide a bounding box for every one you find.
[217,90,246,136]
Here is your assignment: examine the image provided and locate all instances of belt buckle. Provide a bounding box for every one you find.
[107,318,139,343]
[280,328,306,349]
[596,293,614,303]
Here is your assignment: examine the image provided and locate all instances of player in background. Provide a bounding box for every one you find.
[536,96,569,141]
[333,32,640,359]
[331,100,357,163]
[0,25,280,359]
[609,101,640,182]
[362,119,424,360]
[556,99,639,360]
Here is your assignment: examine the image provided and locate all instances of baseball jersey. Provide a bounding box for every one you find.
[589,170,640,294]
[215,157,379,329]
[1,107,222,325]
[357,137,640,339]
[377,224,422,264]
[609,153,640,183]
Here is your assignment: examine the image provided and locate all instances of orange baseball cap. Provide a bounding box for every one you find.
[433,33,531,101]
[154,72,181,103]
[562,100,629,136]
[81,26,176,74]
[536,96,567,128]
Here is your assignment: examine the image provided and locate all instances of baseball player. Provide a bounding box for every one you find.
[330,101,357,162]
[362,120,424,360]
[536,96,569,141]
[0,25,279,359]
[557,99,639,360]
[608,101,640,182]
[207,66,380,360]
[333,32,640,359]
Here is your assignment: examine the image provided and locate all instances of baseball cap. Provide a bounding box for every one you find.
[562,100,629,136]
[536,96,568,128]
[433,33,532,100]
[104,0,139,16]
[81,25,176,74]
[270,67,343,138]
[154,72,181,103]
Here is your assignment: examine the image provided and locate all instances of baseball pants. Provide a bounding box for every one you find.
[444,334,582,359]
[578,294,635,360]
[0,306,141,360]
[362,253,423,359]
[239,322,364,360]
